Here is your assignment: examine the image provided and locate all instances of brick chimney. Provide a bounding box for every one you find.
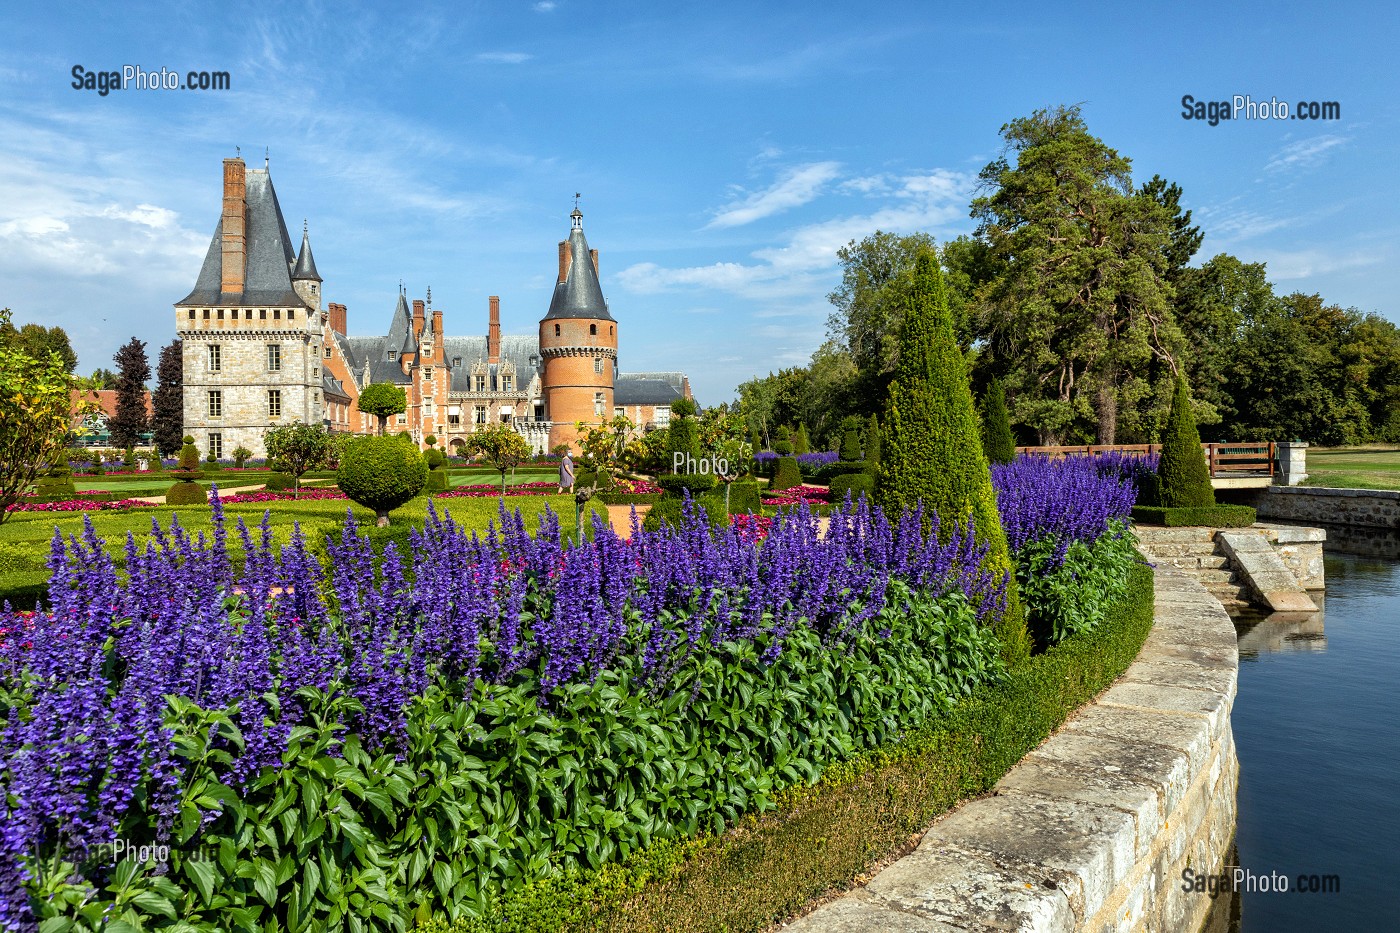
[220,158,246,294]
[557,240,571,283]
[590,249,598,275]
[412,299,425,341]
[488,296,501,363]
[432,307,443,342]
[328,302,347,335]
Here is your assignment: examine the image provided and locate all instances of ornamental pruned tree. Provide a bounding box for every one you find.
[1157,375,1216,508]
[466,422,532,499]
[263,422,332,497]
[0,308,92,524]
[109,337,151,451]
[338,434,428,526]
[151,339,184,457]
[981,377,1016,465]
[357,383,407,435]
[875,250,1028,661]
[666,397,700,471]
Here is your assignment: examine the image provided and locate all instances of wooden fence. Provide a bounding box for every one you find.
[1014,442,1276,478]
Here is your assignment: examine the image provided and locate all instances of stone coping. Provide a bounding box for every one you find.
[787,564,1238,932]
[1266,486,1400,501]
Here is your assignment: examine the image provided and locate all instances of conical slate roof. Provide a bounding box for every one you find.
[292,223,321,282]
[177,168,304,307]
[544,209,613,321]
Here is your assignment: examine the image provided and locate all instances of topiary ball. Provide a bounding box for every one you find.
[263,473,295,492]
[178,437,202,471]
[338,435,428,526]
[424,447,446,470]
[166,481,209,507]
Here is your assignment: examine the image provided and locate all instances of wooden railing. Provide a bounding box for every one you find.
[1014,442,1276,478]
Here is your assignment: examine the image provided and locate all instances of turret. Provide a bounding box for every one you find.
[291,220,322,311]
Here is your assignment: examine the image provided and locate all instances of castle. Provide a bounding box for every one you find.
[175,156,691,460]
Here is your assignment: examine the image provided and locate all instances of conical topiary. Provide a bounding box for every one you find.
[167,436,208,506]
[840,428,862,462]
[792,424,810,455]
[875,249,1028,662]
[1157,375,1215,508]
[981,377,1016,465]
[864,413,881,474]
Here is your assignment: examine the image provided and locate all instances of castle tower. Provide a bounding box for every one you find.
[291,221,322,312]
[538,205,616,452]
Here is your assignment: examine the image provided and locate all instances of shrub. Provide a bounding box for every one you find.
[1130,504,1256,527]
[864,413,881,474]
[981,377,1015,465]
[774,440,793,456]
[231,445,252,469]
[144,449,164,473]
[810,460,866,483]
[642,494,728,532]
[876,250,1025,662]
[840,429,862,462]
[165,481,209,507]
[425,434,438,447]
[792,424,810,455]
[770,456,802,492]
[358,382,408,434]
[656,473,716,497]
[337,434,428,525]
[263,472,295,492]
[706,479,760,516]
[177,436,200,471]
[203,453,222,472]
[425,448,446,470]
[426,470,449,493]
[1157,375,1215,508]
[829,472,875,501]
[30,467,76,503]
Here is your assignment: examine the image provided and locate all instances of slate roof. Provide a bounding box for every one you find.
[322,372,350,403]
[544,211,613,322]
[292,225,321,282]
[442,335,542,393]
[614,374,684,406]
[177,169,305,308]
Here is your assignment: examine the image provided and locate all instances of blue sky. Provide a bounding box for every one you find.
[1,1,1395,404]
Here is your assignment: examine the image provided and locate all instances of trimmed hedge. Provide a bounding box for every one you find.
[808,460,866,483]
[1131,504,1257,528]
[828,473,875,501]
[597,492,663,507]
[770,457,802,492]
[427,470,449,493]
[165,481,208,507]
[263,472,296,492]
[1157,376,1215,509]
[657,474,717,497]
[420,561,1155,933]
[642,496,728,532]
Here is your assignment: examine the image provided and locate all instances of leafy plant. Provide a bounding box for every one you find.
[337,434,429,525]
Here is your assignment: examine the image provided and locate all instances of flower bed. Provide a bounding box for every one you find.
[761,484,833,506]
[4,496,157,513]
[0,496,1008,928]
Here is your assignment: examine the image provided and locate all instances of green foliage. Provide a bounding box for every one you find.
[770,456,802,492]
[0,317,78,372]
[656,473,717,497]
[145,449,164,472]
[873,250,1023,657]
[263,472,295,492]
[177,436,201,471]
[29,468,77,503]
[706,480,759,517]
[426,470,449,493]
[165,480,209,506]
[109,336,151,450]
[864,413,881,474]
[772,440,792,456]
[264,422,333,496]
[839,428,861,462]
[338,434,429,525]
[670,397,698,419]
[642,495,728,532]
[231,445,253,469]
[1157,376,1215,508]
[424,448,446,470]
[203,453,222,472]
[828,473,874,502]
[414,564,1153,933]
[358,383,409,434]
[665,413,700,471]
[425,434,437,447]
[0,308,85,524]
[465,423,533,497]
[1014,521,1139,647]
[981,377,1015,464]
[152,339,185,457]
[791,424,810,455]
[1130,504,1256,527]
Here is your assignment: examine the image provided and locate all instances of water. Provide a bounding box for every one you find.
[1218,527,1400,931]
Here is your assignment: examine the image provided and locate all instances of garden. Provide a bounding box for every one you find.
[0,253,1172,932]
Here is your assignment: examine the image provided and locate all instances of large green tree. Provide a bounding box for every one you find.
[109,337,150,450]
[970,105,1182,445]
[358,383,407,435]
[0,319,78,373]
[151,339,185,457]
[263,422,333,496]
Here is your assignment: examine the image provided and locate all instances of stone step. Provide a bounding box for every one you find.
[1194,568,1238,585]
[1134,527,1218,545]
[1137,542,1221,559]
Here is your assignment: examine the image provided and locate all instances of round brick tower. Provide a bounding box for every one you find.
[539,206,617,453]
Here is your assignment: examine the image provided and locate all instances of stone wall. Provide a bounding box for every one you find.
[1255,486,1400,530]
[787,565,1238,933]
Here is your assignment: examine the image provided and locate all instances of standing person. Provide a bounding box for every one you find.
[558,450,575,494]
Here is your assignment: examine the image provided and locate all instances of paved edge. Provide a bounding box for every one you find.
[785,563,1239,933]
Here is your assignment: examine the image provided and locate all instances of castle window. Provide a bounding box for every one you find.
[217,310,224,320]
[274,310,281,320]
[267,344,282,372]
[313,366,319,379]
[208,344,221,373]
[449,410,461,426]
[245,310,252,320]
[502,375,512,392]
[188,310,195,320]
[203,310,210,320]
[474,406,487,425]
[387,350,396,361]
[268,390,282,417]
[207,432,222,459]
[614,407,625,418]
[424,367,432,381]
[590,324,597,336]
[554,324,560,336]
[594,357,602,374]
[475,375,485,392]
[207,391,222,417]
[594,393,604,417]
[453,357,461,368]
[260,309,267,320]
[397,413,407,425]
[610,326,614,335]
[288,309,296,320]
[424,400,434,416]
[325,346,332,358]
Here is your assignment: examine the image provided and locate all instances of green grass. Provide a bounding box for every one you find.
[0,493,608,607]
[1302,445,1400,490]
[447,469,556,489]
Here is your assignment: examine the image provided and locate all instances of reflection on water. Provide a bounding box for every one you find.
[1209,548,1400,931]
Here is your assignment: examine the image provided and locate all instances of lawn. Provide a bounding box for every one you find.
[1302,445,1400,490]
[0,492,609,606]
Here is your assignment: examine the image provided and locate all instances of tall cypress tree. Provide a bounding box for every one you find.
[876,249,1027,660]
[109,337,150,450]
[864,413,881,474]
[1158,374,1215,508]
[981,377,1016,464]
[151,339,184,457]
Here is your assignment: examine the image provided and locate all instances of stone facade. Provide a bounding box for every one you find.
[787,566,1239,933]
[1255,486,1400,530]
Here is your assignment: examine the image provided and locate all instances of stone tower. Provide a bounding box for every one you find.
[538,206,616,452]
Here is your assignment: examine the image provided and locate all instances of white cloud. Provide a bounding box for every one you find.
[706,162,842,228]
[474,51,533,65]
[533,1,557,11]
[1253,246,1384,280]
[1265,134,1350,172]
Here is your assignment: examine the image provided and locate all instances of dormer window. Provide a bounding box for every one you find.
[453,357,461,368]
[387,350,396,361]
[502,375,512,392]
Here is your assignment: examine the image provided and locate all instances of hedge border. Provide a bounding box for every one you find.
[423,560,1156,933]
[1130,504,1256,528]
